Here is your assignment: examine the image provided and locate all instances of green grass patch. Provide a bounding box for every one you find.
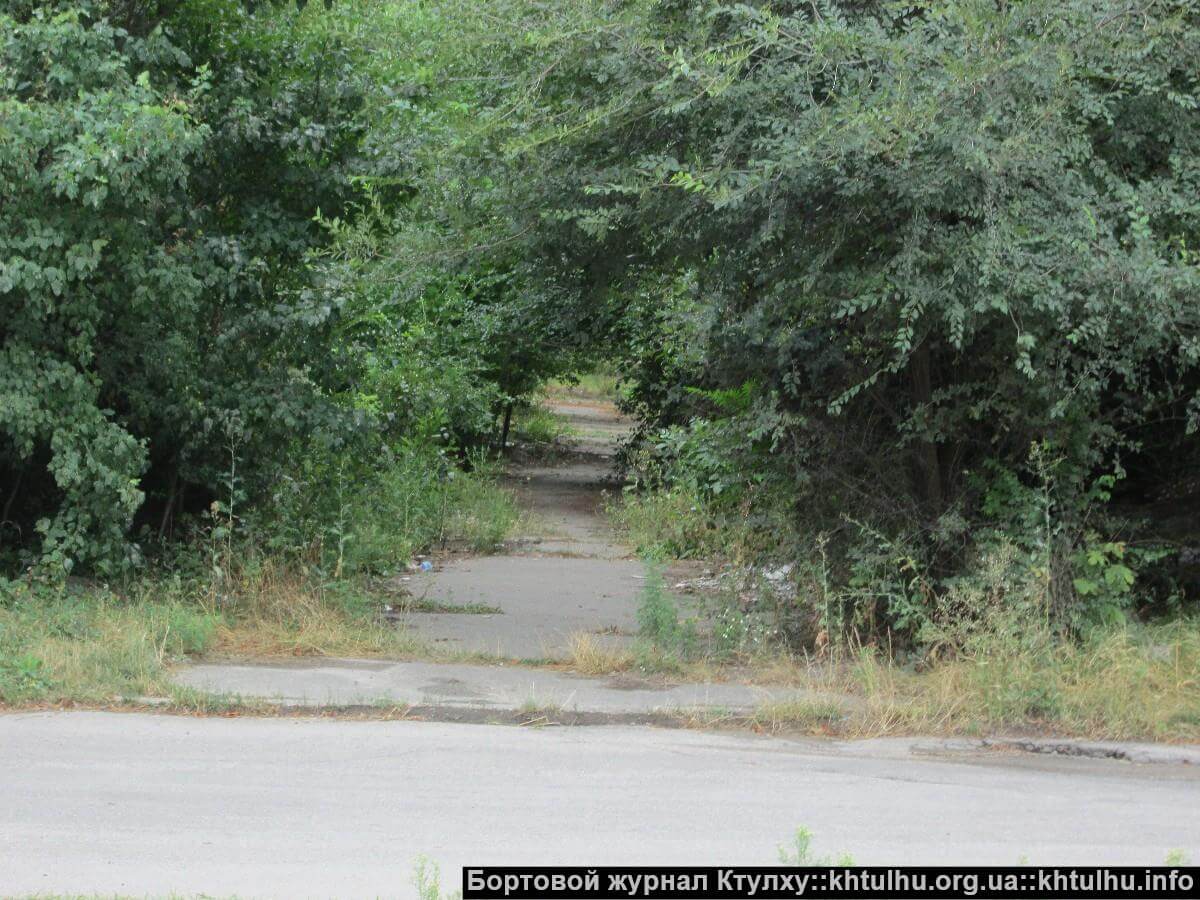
[0,568,434,705]
[0,584,222,704]
[441,469,524,551]
[608,488,727,559]
[315,450,523,574]
[398,597,501,614]
[635,560,696,660]
[544,370,621,402]
[511,402,574,446]
[751,698,847,732]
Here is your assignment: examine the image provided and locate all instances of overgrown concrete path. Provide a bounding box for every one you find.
[396,397,642,659]
[178,397,794,716]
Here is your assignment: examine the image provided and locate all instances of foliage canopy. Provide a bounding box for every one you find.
[4,0,1199,640]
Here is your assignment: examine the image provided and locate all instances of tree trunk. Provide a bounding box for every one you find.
[1,466,23,526]
[911,341,944,511]
[499,401,514,452]
[158,460,180,542]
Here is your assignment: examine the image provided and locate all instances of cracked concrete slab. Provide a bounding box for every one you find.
[402,555,643,659]
[978,736,1200,766]
[173,658,827,715]
[393,399,654,659]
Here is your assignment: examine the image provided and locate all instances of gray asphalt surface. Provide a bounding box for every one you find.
[2,711,1198,898]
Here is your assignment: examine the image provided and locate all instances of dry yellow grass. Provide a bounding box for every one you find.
[564,624,1200,742]
[748,697,848,733]
[212,617,412,658]
[0,560,425,706]
[861,622,1200,741]
[565,632,635,675]
[7,567,1198,744]
[190,556,416,658]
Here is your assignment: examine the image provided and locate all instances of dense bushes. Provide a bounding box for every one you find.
[0,0,554,576]
[460,0,1200,644]
[0,0,367,572]
[6,0,1200,655]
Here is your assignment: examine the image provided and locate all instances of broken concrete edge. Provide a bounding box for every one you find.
[6,696,1198,765]
[978,735,1200,766]
[1,696,707,731]
[901,735,1199,766]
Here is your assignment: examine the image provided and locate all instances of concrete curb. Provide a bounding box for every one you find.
[171,658,832,717]
[170,661,1200,765]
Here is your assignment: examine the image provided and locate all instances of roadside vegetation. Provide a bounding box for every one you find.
[3,0,1199,743]
[564,558,1200,741]
[0,0,548,705]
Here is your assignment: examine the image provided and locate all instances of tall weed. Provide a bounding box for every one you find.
[634,561,697,668]
[609,489,726,560]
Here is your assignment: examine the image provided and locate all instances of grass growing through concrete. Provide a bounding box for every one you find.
[413,856,461,900]
[515,696,570,727]
[752,698,848,733]
[779,827,856,866]
[673,699,850,735]
[634,561,697,666]
[397,597,503,615]
[564,560,706,678]
[566,632,635,675]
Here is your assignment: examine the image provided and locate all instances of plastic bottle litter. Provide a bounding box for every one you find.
[419,560,433,572]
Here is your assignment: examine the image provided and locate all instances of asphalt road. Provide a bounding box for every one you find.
[2,711,1197,898]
